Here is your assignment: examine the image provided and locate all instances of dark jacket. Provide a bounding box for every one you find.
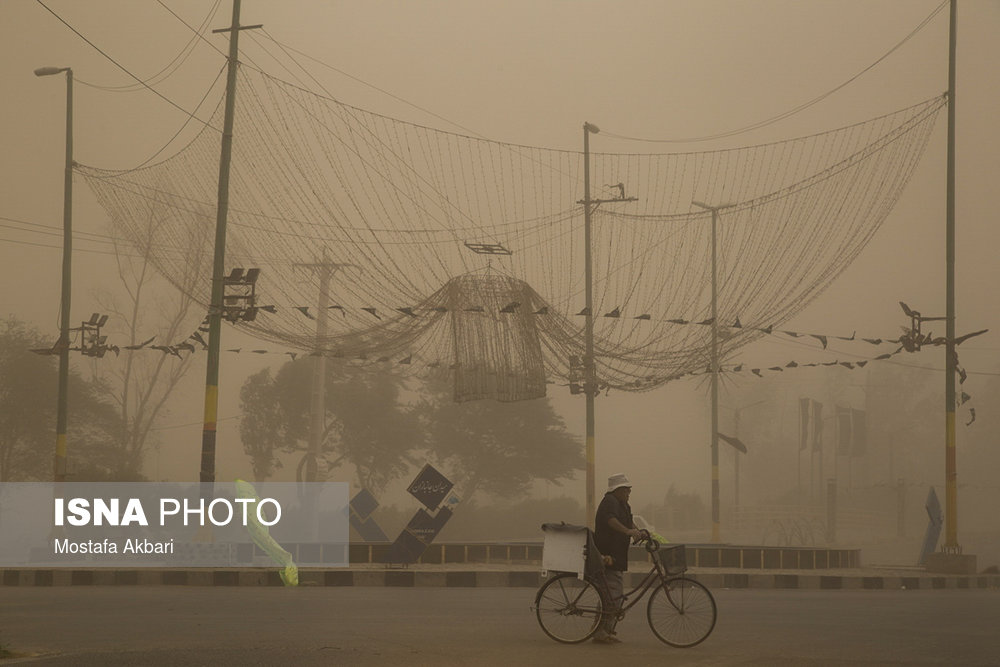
[594,492,633,571]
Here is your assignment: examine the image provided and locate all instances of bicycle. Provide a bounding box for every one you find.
[533,532,717,647]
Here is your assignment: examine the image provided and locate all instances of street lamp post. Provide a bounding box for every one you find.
[35,65,73,483]
[693,200,735,543]
[582,121,599,528]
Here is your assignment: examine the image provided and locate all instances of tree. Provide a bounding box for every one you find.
[88,202,206,479]
[0,316,125,481]
[239,357,421,490]
[418,371,584,502]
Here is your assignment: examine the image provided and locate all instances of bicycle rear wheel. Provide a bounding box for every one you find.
[534,572,605,643]
[646,576,717,647]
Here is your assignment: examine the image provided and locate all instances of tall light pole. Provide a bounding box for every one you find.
[35,65,73,483]
[942,0,959,555]
[576,124,637,526]
[582,122,599,527]
[693,200,735,542]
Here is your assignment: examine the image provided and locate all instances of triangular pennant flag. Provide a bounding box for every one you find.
[362,307,381,320]
[823,361,839,366]
[955,329,989,345]
[786,361,798,368]
[836,331,856,341]
[295,306,315,320]
[227,348,241,353]
[966,408,976,426]
[634,313,651,320]
[500,302,520,313]
[751,369,762,377]
[958,367,967,384]
[768,366,784,372]
[285,352,297,361]
[731,317,743,328]
[733,364,743,372]
[175,342,195,354]
[759,326,773,334]
[856,360,868,367]
[782,331,801,338]
[960,391,971,405]
[533,306,549,315]
[396,307,417,317]
[398,355,412,365]
[839,362,854,369]
[604,307,621,318]
[576,307,591,316]
[863,338,883,345]
[667,318,689,325]
[260,305,278,314]
[251,350,267,354]
[190,331,208,349]
[810,335,828,349]
[697,318,715,326]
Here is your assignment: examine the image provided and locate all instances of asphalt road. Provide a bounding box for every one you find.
[1,586,997,665]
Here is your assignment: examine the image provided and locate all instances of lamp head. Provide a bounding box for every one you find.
[34,66,70,77]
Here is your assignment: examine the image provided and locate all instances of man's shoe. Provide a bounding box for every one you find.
[592,635,616,644]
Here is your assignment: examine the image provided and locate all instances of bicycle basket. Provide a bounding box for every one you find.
[657,544,687,575]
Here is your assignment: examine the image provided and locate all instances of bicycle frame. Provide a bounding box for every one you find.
[610,556,670,617]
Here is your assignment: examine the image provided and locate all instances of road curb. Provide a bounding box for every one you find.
[2,568,999,589]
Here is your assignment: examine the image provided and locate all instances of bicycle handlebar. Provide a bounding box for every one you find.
[635,528,660,552]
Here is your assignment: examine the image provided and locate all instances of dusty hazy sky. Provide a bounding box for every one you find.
[1,1,997,506]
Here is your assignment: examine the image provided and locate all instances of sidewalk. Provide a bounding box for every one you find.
[2,563,998,590]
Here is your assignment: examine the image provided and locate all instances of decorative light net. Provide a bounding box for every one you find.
[77,65,944,400]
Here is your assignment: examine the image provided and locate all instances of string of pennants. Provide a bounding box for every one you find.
[32,304,985,424]
[41,307,982,375]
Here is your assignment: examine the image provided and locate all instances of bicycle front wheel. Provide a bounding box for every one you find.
[646,576,717,647]
[534,572,605,644]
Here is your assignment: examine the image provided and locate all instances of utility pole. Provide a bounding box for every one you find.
[295,252,358,482]
[34,65,73,482]
[583,122,598,527]
[693,200,735,543]
[942,0,959,555]
[579,123,637,527]
[199,0,261,485]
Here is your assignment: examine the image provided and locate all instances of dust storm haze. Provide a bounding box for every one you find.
[1,0,998,567]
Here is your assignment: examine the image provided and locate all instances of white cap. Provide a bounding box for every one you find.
[607,473,632,493]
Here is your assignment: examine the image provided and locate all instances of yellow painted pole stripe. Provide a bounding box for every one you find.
[203,385,218,428]
[945,411,957,546]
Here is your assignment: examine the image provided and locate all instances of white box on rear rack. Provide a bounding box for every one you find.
[541,523,587,575]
